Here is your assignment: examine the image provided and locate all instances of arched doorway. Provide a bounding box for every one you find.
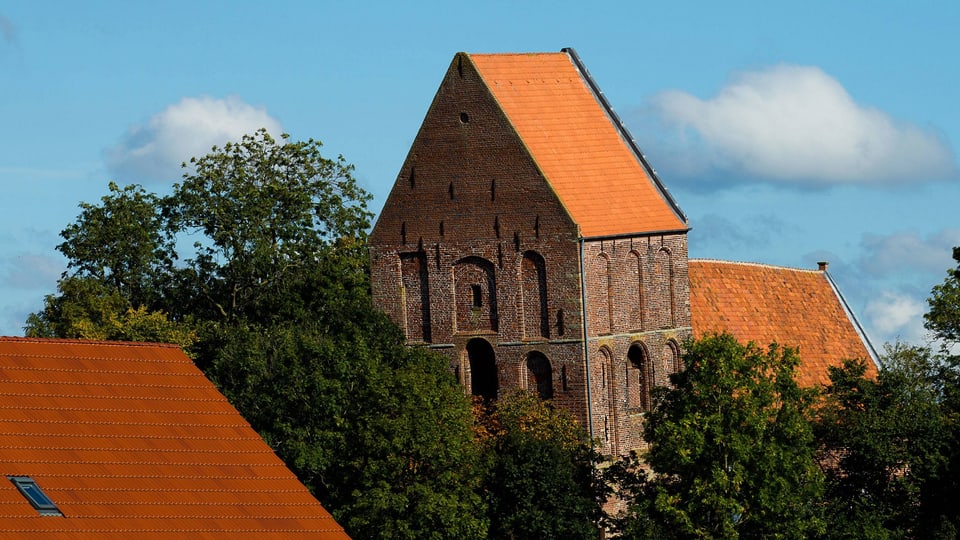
[467,338,498,401]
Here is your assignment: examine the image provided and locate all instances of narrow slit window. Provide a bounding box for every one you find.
[9,476,62,516]
[471,284,483,308]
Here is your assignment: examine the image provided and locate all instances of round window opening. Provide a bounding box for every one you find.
[460,112,470,124]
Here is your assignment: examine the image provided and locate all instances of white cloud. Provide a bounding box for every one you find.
[864,290,930,345]
[860,229,960,276]
[106,96,283,183]
[648,64,956,185]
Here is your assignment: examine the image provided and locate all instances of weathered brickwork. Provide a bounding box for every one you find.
[370,52,691,456]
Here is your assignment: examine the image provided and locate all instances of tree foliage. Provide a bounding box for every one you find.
[815,346,952,539]
[164,129,371,323]
[926,246,960,347]
[475,391,605,540]
[613,333,825,539]
[206,317,487,540]
[28,130,486,540]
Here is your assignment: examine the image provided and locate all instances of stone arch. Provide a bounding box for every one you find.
[399,251,431,342]
[453,256,498,334]
[525,351,553,400]
[627,342,653,412]
[520,250,549,339]
[653,247,675,329]
[467,338,498,401]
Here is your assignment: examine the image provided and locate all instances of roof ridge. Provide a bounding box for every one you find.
[0,336,182,348]
[689,258,823,273]
[561,47,687,225]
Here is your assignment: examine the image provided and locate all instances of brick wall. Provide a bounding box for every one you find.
[370,53,692,457]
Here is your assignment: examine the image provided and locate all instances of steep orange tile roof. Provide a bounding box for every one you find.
[468,50,687,238]
[0,337,349,539]
[688,260,878,387]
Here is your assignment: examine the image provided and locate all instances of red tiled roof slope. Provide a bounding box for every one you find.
[689,260,877,387]
[469,52,686,238]
[0,337,349,539]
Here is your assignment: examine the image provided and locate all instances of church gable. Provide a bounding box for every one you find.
[370,52,584,346]
[370,52,577,250]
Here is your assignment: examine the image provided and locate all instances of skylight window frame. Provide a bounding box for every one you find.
[8,476,63,516]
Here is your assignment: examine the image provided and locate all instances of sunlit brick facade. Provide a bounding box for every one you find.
[370,50,691,456]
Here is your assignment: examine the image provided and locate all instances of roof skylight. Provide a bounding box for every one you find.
[8,476,62,516]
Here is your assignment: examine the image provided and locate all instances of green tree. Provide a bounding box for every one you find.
[27,130,488,540]
[926,246,960,347]
[923,246,960,537]
[815,346,950,539]
[627,333,824,539]
[206,317,487,540]
[474,391,606,540]
[57,181,175,309]
[164,128,371,323]
[25,276,195,349]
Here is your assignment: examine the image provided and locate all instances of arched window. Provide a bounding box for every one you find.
[520,251,549,339]
[467,338,497,401]
[400,252,430,342]
[595,253,612,334]
[597,347,617,455]
[665,339,682,374]
[454,256,498,333]
[629,250,644,331]
[628,343,652,412]
[526,352,553,400]
[653,248,675,329]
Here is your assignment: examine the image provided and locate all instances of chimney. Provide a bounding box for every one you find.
[817,261,829,271]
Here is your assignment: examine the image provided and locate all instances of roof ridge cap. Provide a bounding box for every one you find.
[689,258,823,273]
[0,336,182,348]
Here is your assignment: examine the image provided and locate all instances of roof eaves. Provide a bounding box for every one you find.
[581,226,691,242]
[821,269,882,369]
[561,47,688,226]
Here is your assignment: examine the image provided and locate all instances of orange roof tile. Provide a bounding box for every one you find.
[0,337,349,539]
[468,51,686,238]
[688,260,878,387]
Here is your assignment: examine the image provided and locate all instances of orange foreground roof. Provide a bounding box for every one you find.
[0,337,349,539]
[469,51,686,238]
[688,260,878,387]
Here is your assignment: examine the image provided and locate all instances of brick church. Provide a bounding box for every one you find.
[369,49,877,456]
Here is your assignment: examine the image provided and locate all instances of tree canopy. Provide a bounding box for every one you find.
[815,346,952,539]
[474,391,605,540]
[26,130,487,539]
[610,333,825,539]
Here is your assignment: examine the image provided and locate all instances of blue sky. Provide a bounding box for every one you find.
[2,1,958,349]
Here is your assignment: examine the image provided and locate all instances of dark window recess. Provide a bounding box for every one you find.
[471,284,483,308]
[449,182,455,200]
[9,476,62,516]
[490,178,496,201]
[460,112,470,123]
